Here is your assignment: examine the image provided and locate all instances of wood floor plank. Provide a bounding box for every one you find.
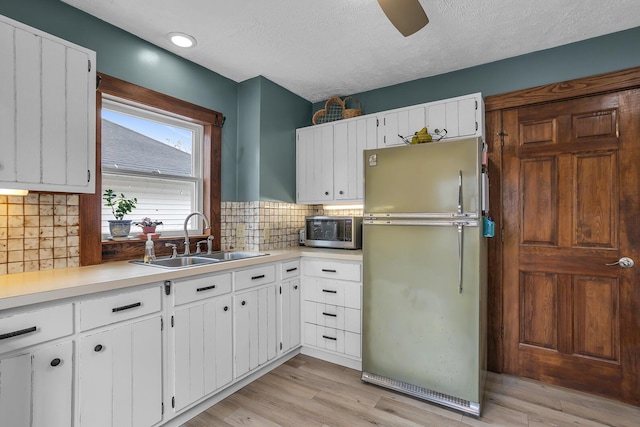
[182,355,640,427]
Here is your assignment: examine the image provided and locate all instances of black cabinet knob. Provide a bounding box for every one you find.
[294,285,298,290]
[224,306,229,311]
[241,300,246,306]
[324,191,329,196]
[339,190,344,195]
[94,344,103,352]
[50,358,61,367]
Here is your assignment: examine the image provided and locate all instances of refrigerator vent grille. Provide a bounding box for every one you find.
[361,372,480,417]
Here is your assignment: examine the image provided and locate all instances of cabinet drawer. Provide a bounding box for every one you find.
[304,323,361,358]
[304,301,361,333]
[0,304,73,354]
[303,259,361,282]
[79,286,162,331]
[281,260,301,280]
[235,264,276,291]
[304,277,361,309]
[174,272,232,305]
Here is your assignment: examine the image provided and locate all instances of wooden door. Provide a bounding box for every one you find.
[502,90,640,404]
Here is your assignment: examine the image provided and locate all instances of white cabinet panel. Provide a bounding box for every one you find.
[79,316,162,427]
[234,285,277,378]
[173,294,233,411]
[0,15,96,193]
[0,341,73,427]
[281,278,301,354]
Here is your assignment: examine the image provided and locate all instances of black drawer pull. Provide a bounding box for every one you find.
[196,285,217,292]
[322,335,337,341]
[322,289,337,294]
[251,274,265,280]
[286,267,298,273]
[224,306,229,312]
[50,358,61,367]
[0,326,37,341]
[94,344,103,352]
[322,312,337,317]
[112,302,141,313]
[322,269,337,273]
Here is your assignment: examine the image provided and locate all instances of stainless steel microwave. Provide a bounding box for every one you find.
[304,216,363,249]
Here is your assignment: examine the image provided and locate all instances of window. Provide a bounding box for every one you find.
[79,73,223,265]
[101,97,204,237]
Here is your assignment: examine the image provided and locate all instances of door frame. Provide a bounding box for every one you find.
[483,65,640,373]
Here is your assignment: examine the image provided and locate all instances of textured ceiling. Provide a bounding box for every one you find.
[62,0,640,102]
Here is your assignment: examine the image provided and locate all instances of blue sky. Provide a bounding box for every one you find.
[102,109,194,154]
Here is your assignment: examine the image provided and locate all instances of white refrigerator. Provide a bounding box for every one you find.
[361,137,487,416]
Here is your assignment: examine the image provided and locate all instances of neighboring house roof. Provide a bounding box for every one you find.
[102,119,192,177]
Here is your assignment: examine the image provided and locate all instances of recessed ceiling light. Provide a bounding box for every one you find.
[168,32,196,48]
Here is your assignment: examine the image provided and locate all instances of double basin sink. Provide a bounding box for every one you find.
[132,251,268,269]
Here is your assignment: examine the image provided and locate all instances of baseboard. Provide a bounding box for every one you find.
[300,346,362,370]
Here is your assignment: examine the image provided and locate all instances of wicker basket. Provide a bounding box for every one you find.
[342,96,362,119]
[312,96,345,125]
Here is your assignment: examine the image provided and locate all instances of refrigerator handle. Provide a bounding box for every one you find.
[457,170,463,215]
[458,223,464,293]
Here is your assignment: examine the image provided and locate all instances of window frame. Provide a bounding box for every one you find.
[80,73,223,264]
[100,96,205,238]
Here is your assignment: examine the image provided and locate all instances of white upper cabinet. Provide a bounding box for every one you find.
[296,93,484,205]
[0,15,96,193]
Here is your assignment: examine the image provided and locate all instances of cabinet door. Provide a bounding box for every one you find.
[333,121,357,200]
[79,316,162,427]
[281,278,301,353]
[426,96,479,140]
[355,117,379,199]
[0,16,95,193]
[296,125,334,203]
[174,294,233,411]
[0,341,73,427]
[381,107,425,147]
[234,285,277,378]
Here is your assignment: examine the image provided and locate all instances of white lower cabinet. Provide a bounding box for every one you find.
[280,278,301,354]
[302,258,362,361]
[173,294,233,411]
[78,316,162,427]
[234,284,277,378]
[0,340,73,427]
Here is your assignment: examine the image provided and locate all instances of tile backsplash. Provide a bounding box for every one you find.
[0,195,362,275]
[0,194,80,275]
[220,202,363,251]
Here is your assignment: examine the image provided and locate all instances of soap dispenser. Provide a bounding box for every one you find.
[144,234,156,263]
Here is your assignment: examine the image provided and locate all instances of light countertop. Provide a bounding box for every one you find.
[0,247,362,311]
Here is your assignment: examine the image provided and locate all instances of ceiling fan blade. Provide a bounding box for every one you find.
[377,0,429,37]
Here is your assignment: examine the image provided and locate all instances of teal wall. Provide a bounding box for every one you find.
[312,26,640,115]
[237,77,310,202]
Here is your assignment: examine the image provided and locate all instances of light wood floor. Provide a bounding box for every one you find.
[182,354,640,427]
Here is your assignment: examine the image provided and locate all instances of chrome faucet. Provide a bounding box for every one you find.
[183,212,210,256]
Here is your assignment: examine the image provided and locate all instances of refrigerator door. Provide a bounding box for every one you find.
[362,222,483,404]
[364,137,481,217]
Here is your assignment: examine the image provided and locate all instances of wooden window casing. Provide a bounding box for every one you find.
[80,73,223,264]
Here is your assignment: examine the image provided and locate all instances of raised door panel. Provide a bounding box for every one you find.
[173,308,193,410]
[318,126,334,201]
[0,21,16,182]
[281,282,292,352]
[41,38,67,186]
[333,122,352,200]
[0,352,31,426]
[214,296,233,389]
[356,117,379,200]
[267,284,277,361]
[32,341,73,427]
[112,326,133,427]
[257,287,269,365]
[427,103,446,139]
[79,330,113,427]
[296,128,314,203]
[234,291,253,378]
[14,27,41,184]
[290,280,301,348]
[459,97,478,136]
[130,317,162,427]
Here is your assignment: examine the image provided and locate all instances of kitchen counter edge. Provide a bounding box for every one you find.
[0,247,362,311]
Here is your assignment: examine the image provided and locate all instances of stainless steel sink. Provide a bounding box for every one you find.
[197,251,268,261]
[131,256,221,269]
[131,251,267,269]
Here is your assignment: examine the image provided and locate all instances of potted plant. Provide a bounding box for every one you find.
[103,189,137,238]
[134,217,163,234]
